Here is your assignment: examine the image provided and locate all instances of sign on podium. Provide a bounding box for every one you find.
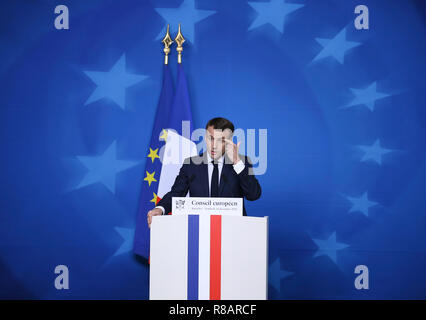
[149,197,268,300]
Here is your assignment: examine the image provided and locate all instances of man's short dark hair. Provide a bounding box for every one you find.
[205,117,234,133]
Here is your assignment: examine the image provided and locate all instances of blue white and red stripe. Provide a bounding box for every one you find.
[186,214,223,300]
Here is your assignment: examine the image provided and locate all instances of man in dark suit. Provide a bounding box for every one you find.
[147,117,262,227]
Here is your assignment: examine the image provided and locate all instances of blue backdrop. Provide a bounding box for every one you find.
[0,0,425,299]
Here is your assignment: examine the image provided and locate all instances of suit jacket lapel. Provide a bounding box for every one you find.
[219,155,232,196]
[199,153,210,197]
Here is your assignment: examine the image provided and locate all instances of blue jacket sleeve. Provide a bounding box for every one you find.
[237,156,262,201]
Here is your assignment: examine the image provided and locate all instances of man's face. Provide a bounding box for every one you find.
[205,126,232,160]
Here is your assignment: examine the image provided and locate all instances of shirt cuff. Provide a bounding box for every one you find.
[155,206,165,215]
[233,160,245,174]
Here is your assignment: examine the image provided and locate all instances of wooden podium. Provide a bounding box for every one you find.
[149,202,268,300]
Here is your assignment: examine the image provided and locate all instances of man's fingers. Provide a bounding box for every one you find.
[226,143,234,151]
[224,138,235,146]
[147,209,161,217]
[147,209,162,228]
[225,139,241,150]
[147,210,154,228]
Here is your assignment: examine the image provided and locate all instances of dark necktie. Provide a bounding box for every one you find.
[211,161,219,197]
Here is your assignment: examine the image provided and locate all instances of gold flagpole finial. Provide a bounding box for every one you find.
[174,24,185,64]
[161,24,173,65]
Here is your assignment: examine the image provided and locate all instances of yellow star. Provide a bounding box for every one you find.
[147,147,160,163]
[144,171,157,186]
[159,129,168,142]
[150,192,159,205]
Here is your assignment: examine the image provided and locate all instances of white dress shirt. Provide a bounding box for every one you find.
[156,153,245,215]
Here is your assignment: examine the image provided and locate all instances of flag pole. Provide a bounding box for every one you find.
[174,24,185,64]
[161,24,173,65]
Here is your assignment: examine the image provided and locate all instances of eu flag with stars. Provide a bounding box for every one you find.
[133,64,174,259]
[134,63,197,259]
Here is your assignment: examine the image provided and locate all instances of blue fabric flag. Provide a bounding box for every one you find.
[169,64,194,134]
[133,64,174,259]
[133,64,195,259]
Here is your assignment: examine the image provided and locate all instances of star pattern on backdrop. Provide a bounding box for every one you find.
[248,0,304,33]
[159,129,168,142]
[113,227,135,256]
[269,258,294,292]
[147,147,160,163]
[144,170,157,186]
[75,141,140,194]
[345,192,378,217]
[154,0,216,43]
[312,27,362,64]
[63,0,402,294]
[150,192,159,204]
[312,232,349,263]
[357,139,394,165]
[83,54,148,109]
[343,82,390,111]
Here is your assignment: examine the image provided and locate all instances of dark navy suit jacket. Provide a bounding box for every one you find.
[157,153,262,216]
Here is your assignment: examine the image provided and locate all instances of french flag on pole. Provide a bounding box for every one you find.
[133,63,197,260]
[150,214,268,300]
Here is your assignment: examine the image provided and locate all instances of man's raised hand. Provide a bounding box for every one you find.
[225,139,241,165]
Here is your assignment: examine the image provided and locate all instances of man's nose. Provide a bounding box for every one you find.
[213,141,221,149]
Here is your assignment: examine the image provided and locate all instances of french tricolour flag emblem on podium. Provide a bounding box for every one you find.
[149,214,268,300]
